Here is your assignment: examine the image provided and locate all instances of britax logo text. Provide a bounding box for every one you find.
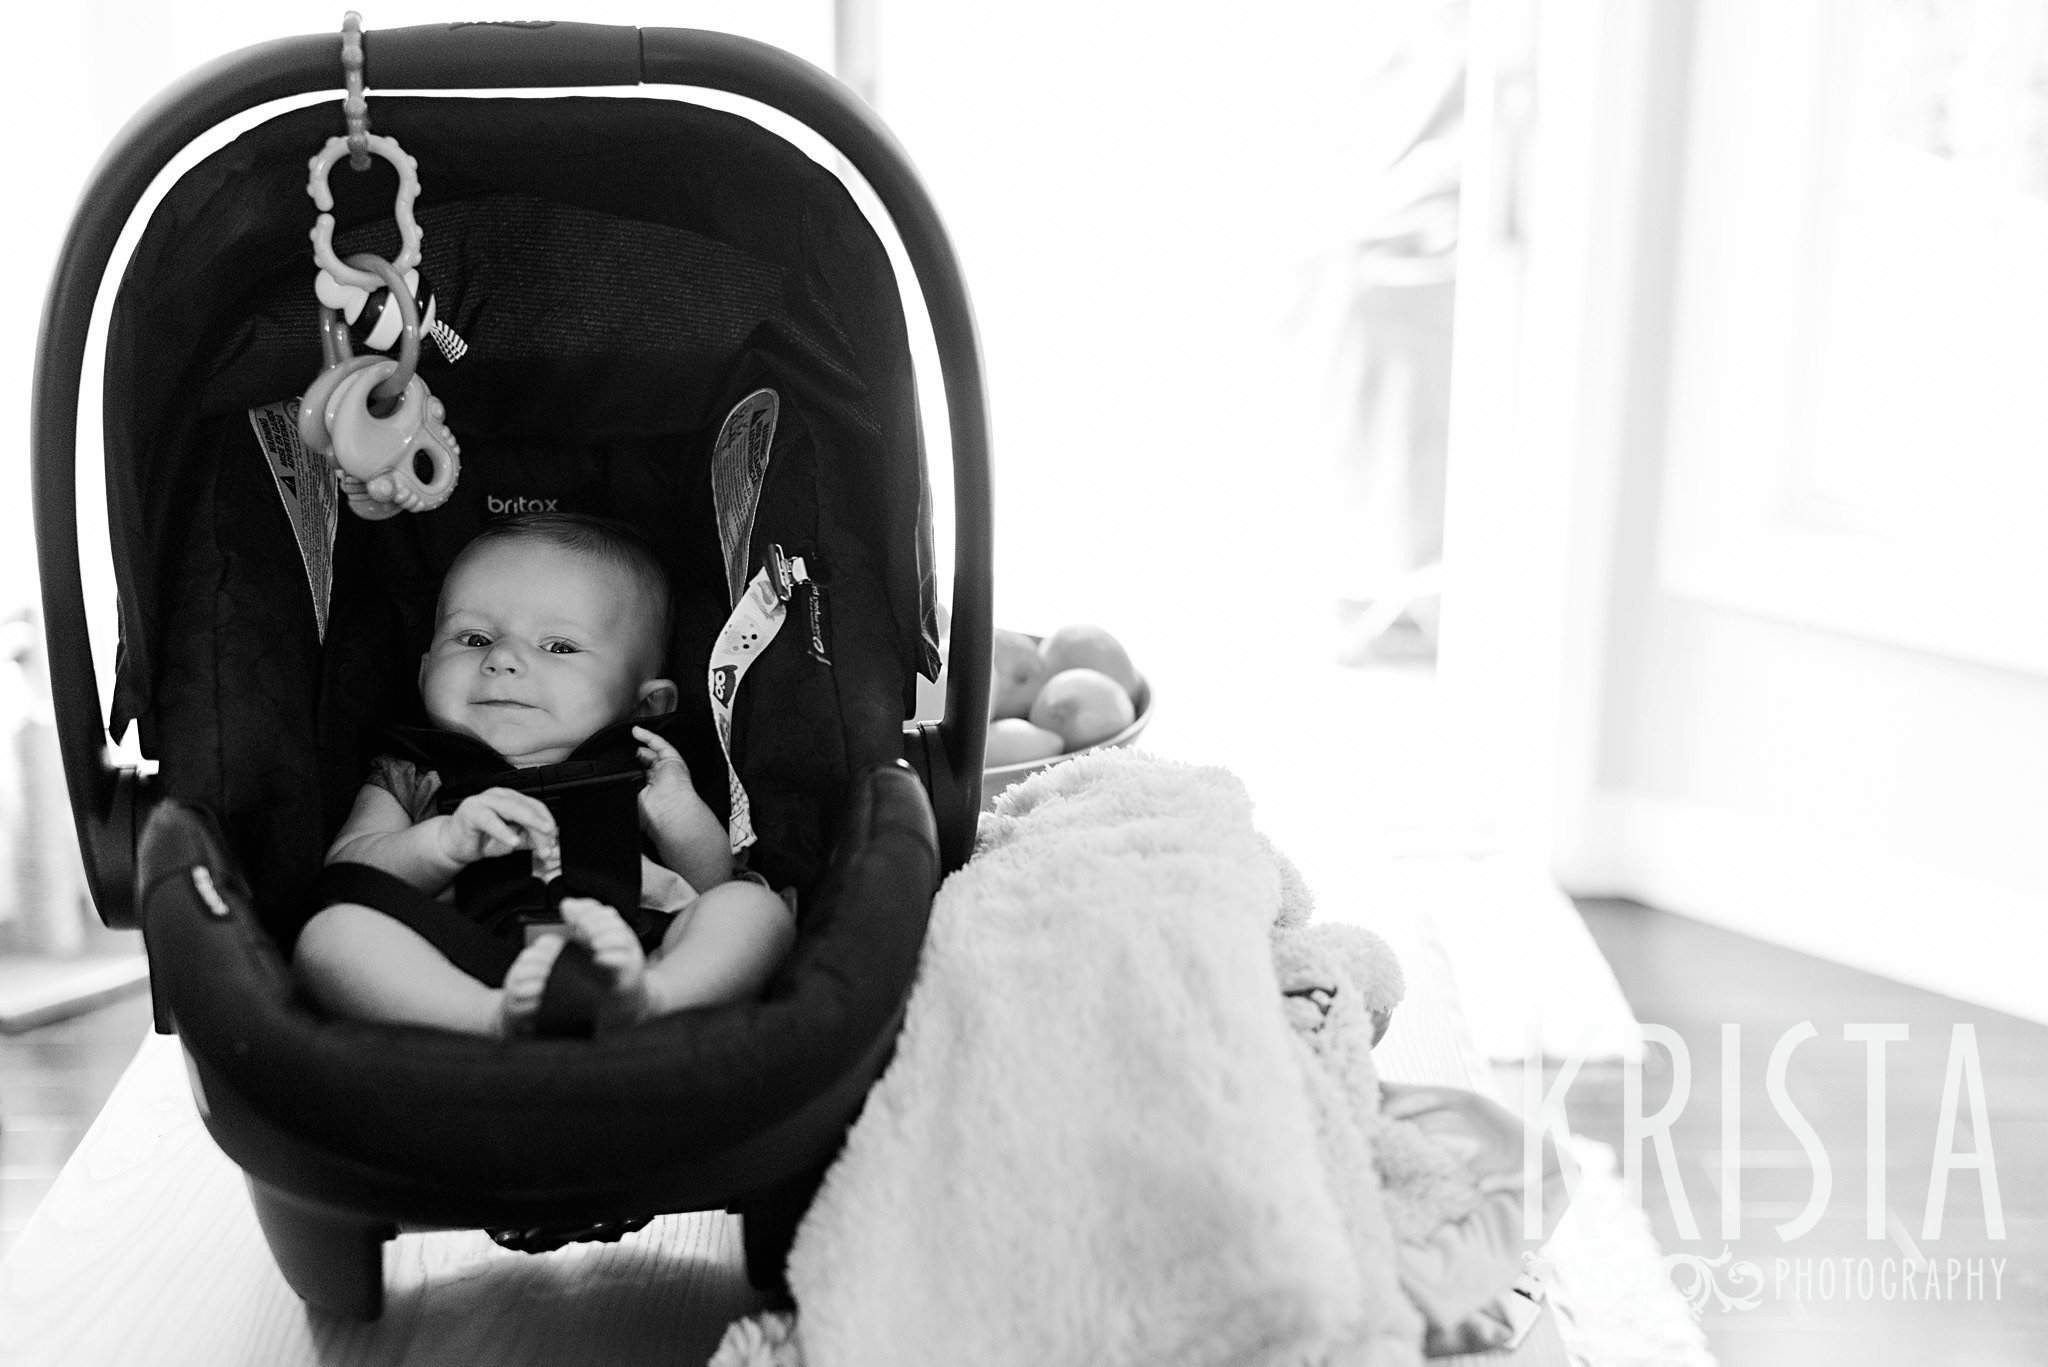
[487,496,560,515]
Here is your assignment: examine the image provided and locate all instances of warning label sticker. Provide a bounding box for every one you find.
[248,400,339,642]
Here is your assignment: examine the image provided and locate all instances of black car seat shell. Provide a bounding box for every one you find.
[33,25,994,1319]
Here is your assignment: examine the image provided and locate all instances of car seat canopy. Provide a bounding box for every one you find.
[108,95,943,929]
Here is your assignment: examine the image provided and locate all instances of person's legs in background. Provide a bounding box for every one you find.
[1332,274,1455,663]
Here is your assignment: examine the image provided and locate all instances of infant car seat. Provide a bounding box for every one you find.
[31,23,992,1319]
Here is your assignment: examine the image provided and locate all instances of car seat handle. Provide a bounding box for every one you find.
[365,20,645,89]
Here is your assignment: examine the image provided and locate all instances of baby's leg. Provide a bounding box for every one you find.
[643,880,797,1017]
[295,902,505,1036]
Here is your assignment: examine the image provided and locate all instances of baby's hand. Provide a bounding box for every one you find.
[438,787,556,865]
[634,727,732,889]
[635,726,702,828]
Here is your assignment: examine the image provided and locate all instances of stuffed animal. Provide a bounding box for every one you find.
[1265,842,1567,1357]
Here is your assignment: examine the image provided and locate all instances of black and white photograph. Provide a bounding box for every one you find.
[0,3,2037,1364]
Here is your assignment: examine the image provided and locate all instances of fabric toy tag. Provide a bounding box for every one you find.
[247,400,340,641]
[708,543,808,853]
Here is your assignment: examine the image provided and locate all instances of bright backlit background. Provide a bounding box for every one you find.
[2,1,1458,857]
[10,1,2048,1033]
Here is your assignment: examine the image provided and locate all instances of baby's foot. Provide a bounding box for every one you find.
[558,897,651,1031]
[499,932,568,1037]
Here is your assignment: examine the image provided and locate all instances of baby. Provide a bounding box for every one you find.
[294,513,795,1036]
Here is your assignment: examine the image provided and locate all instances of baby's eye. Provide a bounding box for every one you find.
[455,631,491,648]
[542,641,580,655]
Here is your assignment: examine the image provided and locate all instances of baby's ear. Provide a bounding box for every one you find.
[635,678,679,718]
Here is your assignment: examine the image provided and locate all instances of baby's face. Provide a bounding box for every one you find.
[420,540,667,767]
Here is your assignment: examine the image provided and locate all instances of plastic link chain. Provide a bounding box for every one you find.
[342,11,371,171]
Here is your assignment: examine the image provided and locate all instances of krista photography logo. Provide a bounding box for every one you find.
[1522,1021,2009,1324]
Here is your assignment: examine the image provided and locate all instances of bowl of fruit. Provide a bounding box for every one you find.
[981,623,1151,810]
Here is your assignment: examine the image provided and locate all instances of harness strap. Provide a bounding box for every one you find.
[707,544,809,855]
[311,862,608,1038]
[315,863,515,982]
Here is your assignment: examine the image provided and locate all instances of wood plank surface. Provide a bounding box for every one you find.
[1571,899,2048,1367]
[0,916,1567,1367]
[0,1032,769,1366]
[1371,908,1572,1367]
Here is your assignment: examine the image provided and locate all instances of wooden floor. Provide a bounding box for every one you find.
[1560,899,2048,1367]
[0,991,155,1263]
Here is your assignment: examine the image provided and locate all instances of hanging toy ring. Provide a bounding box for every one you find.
[307,133,423,295]
[318,305,352,372]
[327,251,421,407]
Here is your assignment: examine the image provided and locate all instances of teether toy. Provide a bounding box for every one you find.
[298,250,461,517]
[295,39,465,520]
[324,360,461,512]
[297,353,382,457]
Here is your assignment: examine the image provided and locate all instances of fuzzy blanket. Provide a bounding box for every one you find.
[739,749,1426,1367]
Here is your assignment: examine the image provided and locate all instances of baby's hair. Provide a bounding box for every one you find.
[453,513,674,670]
